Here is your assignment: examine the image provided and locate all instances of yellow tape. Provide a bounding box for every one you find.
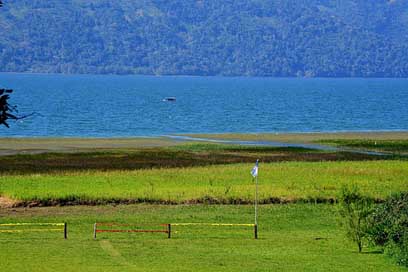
[0,228,64,233]
[171,223,255,227]
[0,223,65,227]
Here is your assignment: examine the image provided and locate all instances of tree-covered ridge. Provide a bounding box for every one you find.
[1,0,408,77]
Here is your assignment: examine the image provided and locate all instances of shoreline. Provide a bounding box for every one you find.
[1,130,408,140]
[2,72,408,80]
[0,131,407,154]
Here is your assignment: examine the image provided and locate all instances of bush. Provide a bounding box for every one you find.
[385,238,408,267]
[368,192,408,266]
[338,185,374,253]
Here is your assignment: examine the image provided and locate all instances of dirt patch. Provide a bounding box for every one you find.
[0,196,21,208]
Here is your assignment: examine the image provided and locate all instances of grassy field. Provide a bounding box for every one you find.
[1,135,407,271]
[0,204,405,272]
[1,161,407,206]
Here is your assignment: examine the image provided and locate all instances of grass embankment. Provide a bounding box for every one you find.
[1,161,406,206]
[0,143,382,174]
[0,204,404,272]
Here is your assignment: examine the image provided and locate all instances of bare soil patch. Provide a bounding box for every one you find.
[0,196,21,208]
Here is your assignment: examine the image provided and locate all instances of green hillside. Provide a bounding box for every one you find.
[1,0,408,77]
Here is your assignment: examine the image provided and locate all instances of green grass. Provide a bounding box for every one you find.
[1,139,406,270]
[0,204,405,272]
[1,161,407,205]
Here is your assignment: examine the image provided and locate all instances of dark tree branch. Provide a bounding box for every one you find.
[0,88,37,128]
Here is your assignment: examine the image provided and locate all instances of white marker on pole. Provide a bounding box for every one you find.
[251,159,259,238]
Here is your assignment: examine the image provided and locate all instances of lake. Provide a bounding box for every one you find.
[0,74,407,137]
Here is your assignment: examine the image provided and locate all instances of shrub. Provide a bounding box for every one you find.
[368,192,408,266]
[385,238,408,267]
[338,185,374,253]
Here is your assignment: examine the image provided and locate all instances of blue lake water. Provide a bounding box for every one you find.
[0,73,407,137]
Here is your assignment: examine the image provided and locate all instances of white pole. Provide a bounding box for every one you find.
[251,159,259,239]
[254,159,259,239]
[255,174,258,226]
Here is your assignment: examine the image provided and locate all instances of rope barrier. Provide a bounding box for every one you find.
[0,223,65,226]
[96,223,169,227]
[0,222,68,239]
[171,223,255,227]
[96,229,168,233]
[93,222,256,239]
[94,223,171,239]
[0,228,64,233]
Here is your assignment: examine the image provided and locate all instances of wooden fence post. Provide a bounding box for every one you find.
[168,224,171,239]
[93,223,97,239]
[64,223,67,239]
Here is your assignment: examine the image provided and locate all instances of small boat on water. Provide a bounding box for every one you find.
[163,97,176,102]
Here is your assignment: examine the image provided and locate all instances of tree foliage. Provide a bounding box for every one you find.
[339,188,408,265]
[0,88,18,127]
[0,0,408,77]
[368,193,408,266]
[338,185,374,253]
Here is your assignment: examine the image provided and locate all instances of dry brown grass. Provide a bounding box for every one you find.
[0,196,21,208]
[0,146,379,175]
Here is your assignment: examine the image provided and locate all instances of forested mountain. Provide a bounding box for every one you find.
[1,0,408,77]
